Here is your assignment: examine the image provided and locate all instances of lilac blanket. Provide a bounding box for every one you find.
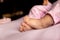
[0,18,60,40]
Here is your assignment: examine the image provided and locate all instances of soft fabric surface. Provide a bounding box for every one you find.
[0,17,60,40]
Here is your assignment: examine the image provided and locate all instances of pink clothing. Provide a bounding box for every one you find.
[29,0,60,24]
[29,2,52,19]
[48,0,60,24]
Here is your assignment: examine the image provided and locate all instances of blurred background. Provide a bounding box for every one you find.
[0,0,57,20]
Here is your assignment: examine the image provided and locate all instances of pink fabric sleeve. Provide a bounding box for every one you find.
[48,1,60,24]
[28,2,52,19]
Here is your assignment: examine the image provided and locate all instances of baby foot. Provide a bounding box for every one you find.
[24,14,54,29]
[24,16,44,29]
[20,22,32,32]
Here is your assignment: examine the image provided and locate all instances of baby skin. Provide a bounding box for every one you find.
[20,14,54,32]
[20,1,54,32]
